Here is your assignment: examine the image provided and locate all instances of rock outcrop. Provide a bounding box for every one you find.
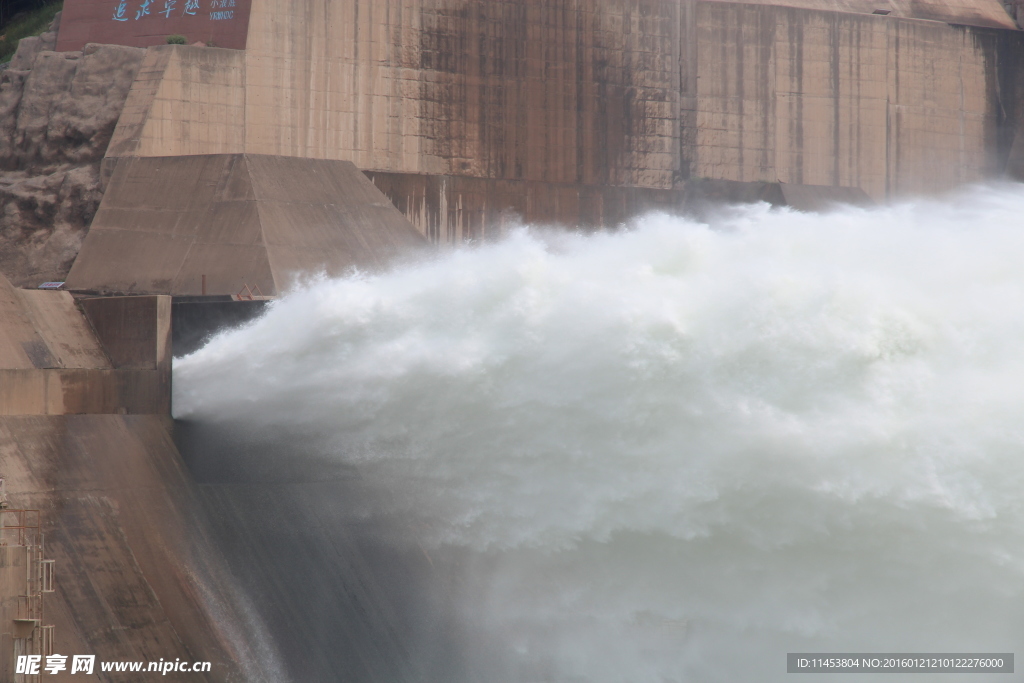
[0,13,143,287]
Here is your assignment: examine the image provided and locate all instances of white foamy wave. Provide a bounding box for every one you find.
[174,185,1024,682]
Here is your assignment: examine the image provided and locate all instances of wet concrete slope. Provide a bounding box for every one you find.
[193,482,431,683]
[0,415,282,682]
[0,271,280,681]
[172,421,482,683]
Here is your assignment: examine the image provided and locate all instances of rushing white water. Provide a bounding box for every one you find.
[175,185,1024,682]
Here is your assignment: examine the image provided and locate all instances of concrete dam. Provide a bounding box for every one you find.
[1,0,1023,681]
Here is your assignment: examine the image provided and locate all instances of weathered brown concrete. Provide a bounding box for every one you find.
[0,503,50,680]
[365,171,683,239]
[79,296,171,370]
[64,154,427,296]
[687,3,1024,198]
[0,272,269,679]
[105,6,683,192]
[88,0,1024,242]
[0,273,171,415]
[702,0,1019,29]
[104,46,246,160]
[364,172,872,238]
[0,414,275,681]
[0,368,171,416]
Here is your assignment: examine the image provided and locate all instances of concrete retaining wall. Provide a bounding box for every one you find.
[0,275,171,415]
[65,154,426,297]
[688,4,1024,197]
[0,415,278,682]
[89,0,1024,239]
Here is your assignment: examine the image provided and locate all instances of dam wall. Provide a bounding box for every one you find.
[76,0,1024,239]
[0,272,275,681]
[103,1,680,188]
[0,274,170,415]
[689,4,1024,198]
[65,153,427,297]
[0,415,255,681]
[0,2,1018,678]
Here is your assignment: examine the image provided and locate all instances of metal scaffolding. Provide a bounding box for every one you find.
[0,477,55,683]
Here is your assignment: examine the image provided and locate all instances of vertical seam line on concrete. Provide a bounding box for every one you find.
[832,14,841,186]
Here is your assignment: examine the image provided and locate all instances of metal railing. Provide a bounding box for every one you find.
[0,505,54,682]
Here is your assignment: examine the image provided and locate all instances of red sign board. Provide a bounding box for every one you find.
[56,0,251,52]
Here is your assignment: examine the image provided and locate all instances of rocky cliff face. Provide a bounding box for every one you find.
[0,13,143,287]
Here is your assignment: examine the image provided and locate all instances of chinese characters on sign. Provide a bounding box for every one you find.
[111,0,236,21]
[210,0,235,20]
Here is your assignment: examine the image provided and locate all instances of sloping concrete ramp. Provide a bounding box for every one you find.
[65,154,426,296]
[0,273,171,415]
[0,275,109,373]
[0,272,280,680]
[0,415,280,682]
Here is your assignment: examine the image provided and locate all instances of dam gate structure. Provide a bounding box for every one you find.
[2,0,1024,680]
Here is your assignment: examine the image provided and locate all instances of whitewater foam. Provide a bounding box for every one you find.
[174,185,1024,682]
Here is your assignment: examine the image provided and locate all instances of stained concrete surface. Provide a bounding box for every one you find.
[91,0,1024,240]
[2,0,1022,679]
[0,414,279,681]
[0,278,264,678]
[0,273,171,415]
[65,154,427,297]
